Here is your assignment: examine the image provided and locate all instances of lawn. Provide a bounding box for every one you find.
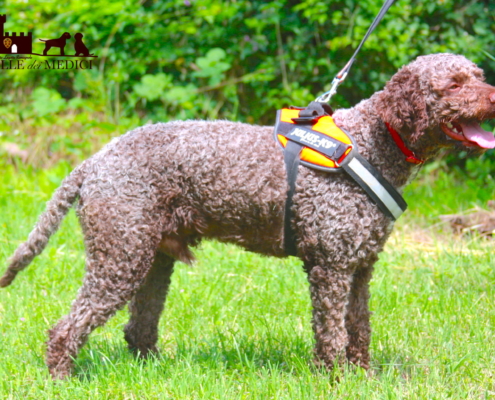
[0,161,494,399]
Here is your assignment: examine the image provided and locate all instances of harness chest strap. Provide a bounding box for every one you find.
[275,109,407,256]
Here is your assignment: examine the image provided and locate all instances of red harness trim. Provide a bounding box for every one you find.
[385,122,424,165]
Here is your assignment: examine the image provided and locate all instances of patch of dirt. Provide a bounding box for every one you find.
[440,201,495,237]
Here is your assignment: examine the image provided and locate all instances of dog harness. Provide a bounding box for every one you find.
[275,103,408,256]
[275,0,402,256]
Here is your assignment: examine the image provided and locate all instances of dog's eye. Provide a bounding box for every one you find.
[448,83,462,92]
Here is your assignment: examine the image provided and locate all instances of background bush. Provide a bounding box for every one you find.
[1,0,495,170]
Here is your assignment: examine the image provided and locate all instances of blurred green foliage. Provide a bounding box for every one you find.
[0,0,495,171]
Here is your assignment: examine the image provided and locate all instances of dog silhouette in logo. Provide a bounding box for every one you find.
[74,32,94,57]
[39,32,71,56]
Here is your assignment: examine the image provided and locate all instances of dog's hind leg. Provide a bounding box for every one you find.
[345,264,374,369]
[46,206,162,379]
[123,251,175,357]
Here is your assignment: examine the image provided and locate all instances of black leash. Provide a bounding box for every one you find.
[282,0,397,256]
[316,0,396,104]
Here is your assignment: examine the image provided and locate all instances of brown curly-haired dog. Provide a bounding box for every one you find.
[2,54,495,379]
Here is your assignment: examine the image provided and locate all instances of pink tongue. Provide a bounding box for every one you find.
[460,122,495,149]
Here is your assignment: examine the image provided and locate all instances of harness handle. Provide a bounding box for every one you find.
[315,0,396,104]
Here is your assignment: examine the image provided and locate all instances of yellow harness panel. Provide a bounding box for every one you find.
[275,108,353,170]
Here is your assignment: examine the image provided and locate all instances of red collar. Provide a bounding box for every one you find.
[385,123,424,165]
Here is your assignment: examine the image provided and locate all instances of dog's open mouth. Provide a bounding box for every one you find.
[441,121,495,149]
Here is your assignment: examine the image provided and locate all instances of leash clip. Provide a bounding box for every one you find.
[315,72,348,104]
[313,0,396,104]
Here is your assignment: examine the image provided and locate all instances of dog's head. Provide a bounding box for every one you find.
[376,53,495,157]
[62,32,71,39]
[74,32,83,40]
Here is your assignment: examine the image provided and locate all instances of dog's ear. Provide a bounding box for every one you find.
[376,65,429,143]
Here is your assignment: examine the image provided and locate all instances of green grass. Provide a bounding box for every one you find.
[0,162,494,399]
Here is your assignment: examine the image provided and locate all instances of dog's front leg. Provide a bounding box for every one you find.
[306,263,353,370]
[344,263,375,369]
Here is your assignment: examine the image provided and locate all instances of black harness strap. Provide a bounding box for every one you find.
[292,101,333,123]
[283,140,302,256]
[341,153,407,220]
[282,102,334,256]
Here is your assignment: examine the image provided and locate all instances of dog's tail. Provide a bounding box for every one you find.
[38,39,47,42]
[0,165,85,287]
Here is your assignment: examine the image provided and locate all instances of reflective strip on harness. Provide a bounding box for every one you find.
[343,155,406,220]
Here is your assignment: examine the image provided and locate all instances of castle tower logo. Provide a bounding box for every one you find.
[0,14,97,70]
[0,14,32,55]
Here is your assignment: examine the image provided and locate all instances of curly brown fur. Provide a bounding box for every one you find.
[2,54,495,379]
[124,251,175,357]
